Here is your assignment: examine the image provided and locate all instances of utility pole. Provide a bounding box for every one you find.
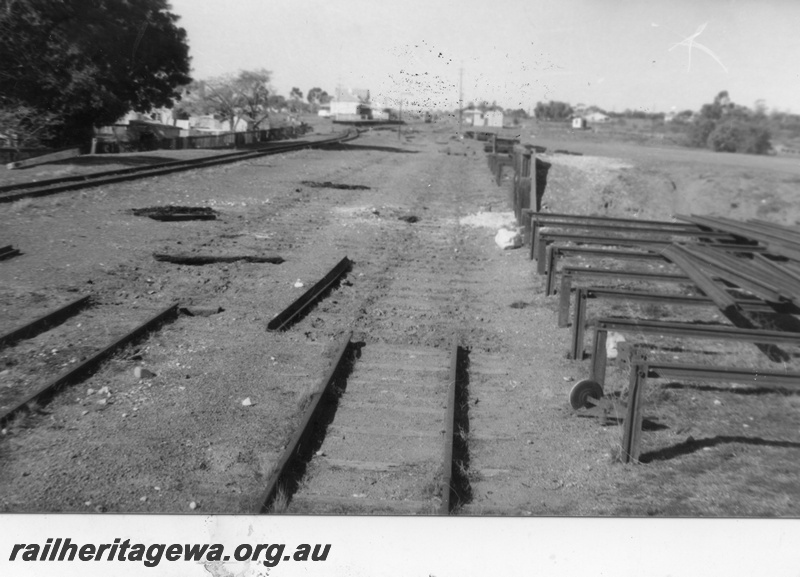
[458,66,463,134]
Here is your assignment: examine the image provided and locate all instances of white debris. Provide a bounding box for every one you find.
[241,397,253,407]
[714,399,722,406]
[189,501,197,510]
[563,376,574,382]
[97,386,110,396]
[294,279,305,288]
[134,367,155,379]
[605,332,626,359]
[494,227,522,250]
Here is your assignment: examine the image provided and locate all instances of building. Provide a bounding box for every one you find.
[484,110,504,128]
[584,111,610,123]
[463,109,504,128]
[330,87,372,121]
[572,117,587,129]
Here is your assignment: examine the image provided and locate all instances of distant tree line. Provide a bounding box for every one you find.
[174,76,335,130]
[527,91,785,156]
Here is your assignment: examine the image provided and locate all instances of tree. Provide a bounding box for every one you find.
[306,87,330,110]
[289,87,304,112]
[268,94,288,111]
[689,91,772,154]
[0,0,191,146]
[177,69,272,131]
[534,101,573,121]
[707,120,772,154]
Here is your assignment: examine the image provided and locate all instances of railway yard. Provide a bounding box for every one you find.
[1,123,800,516]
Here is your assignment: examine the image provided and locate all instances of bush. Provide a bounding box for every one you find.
[707,120,772,154]
[688,117,716,148]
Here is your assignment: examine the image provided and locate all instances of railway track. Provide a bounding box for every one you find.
[0,129,358,204]
[0,127,567,514]
[0,296,178,427]
[259,337,460,514]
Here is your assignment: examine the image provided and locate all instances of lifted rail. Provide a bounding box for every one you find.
[0,302,179,426]
[0,245,21,261]
[0,295,91,349]
[267,257,352,331]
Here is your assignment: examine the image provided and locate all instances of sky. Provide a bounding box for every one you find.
[167,0,800,114]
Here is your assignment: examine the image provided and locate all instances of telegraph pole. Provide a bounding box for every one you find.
[458,66,463,134]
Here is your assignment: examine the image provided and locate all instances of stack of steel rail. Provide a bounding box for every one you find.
[526,210,800,463]
[672,214,800,305]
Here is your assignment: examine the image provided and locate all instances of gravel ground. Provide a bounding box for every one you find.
[1,123,799,516]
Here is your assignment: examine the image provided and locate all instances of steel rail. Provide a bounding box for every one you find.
[588,317,800,388]
[533,231,763,271]
[0,245,21,260]
[0,295,91,349]
[543,245,669,294]
[677,214,800,261]
[0,302,179,426]
[522,210,706,247]
[439,338,459,515]
[661,245,739,311]
[0,131,355,195]
[621,361,800,463]
[0,130,358,204]
[531,222,734,262]
[0,245,20,260]
[555,266,693,325]
[747,219,800,242]
[267,257,352,331]
[686,244,800,302]
[680,245,786,303]
[258,332,353,513]
[568,287,786,360]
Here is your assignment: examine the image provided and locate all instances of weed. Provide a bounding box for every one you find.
[294,382,319,413]
[268,485,289,513]
[2,405,34,435]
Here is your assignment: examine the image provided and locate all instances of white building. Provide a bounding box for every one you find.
[584,112,610,123]
[484,110,504,128]
[330,87,372,121]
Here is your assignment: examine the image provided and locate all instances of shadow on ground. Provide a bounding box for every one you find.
[56,155,184,167]
[639,435,800,463]
[321,143,418,154]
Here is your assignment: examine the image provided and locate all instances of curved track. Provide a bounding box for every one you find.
[0,129,358,203]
